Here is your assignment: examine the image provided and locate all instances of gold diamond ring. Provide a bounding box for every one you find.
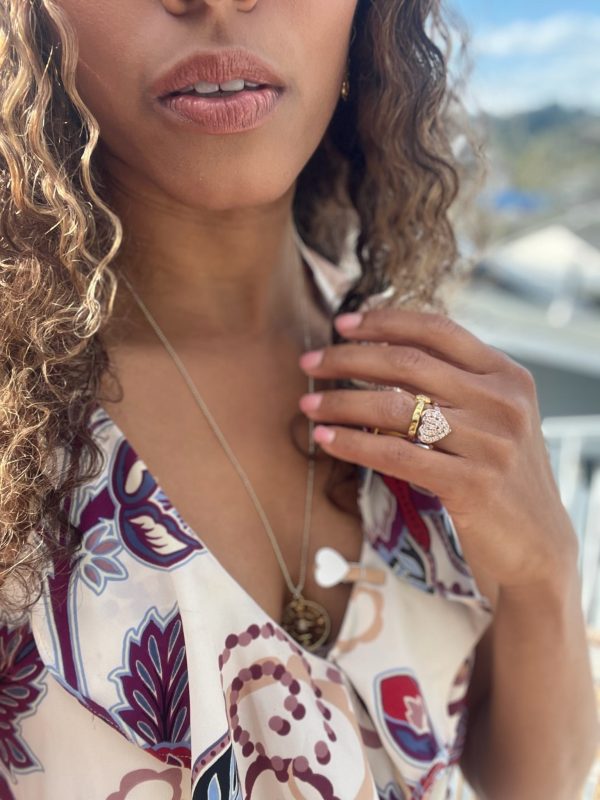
[370,392,451,449]
[415,402,452,445]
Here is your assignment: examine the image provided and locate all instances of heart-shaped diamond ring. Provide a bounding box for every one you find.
[370,392,451,449]
[416,402,451,445]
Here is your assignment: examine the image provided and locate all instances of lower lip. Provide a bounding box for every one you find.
[158,87,283,134]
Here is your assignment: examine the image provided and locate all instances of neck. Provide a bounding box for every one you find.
[105,165,308,346]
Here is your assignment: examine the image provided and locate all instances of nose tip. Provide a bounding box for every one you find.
[161,0,258,15]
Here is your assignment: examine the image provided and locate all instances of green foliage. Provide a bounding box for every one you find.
[483,104,600,201]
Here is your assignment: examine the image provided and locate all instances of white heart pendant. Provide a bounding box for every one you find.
[314,547,349,588]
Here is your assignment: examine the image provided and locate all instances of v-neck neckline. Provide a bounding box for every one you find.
[90,232,372,667]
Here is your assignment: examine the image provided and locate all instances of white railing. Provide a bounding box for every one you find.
[542,415,600,628]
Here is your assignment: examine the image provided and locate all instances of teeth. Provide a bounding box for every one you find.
[179,78,261,94]
[189,78,262,95]
[220,78,245,92]
[194,80,220,94]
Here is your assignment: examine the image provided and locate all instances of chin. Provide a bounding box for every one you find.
[151,158,300,212]
[97,110,316,213]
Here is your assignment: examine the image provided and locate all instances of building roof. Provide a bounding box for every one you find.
[484,224,600,297]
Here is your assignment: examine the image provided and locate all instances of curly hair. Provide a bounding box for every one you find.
[0,0,484,614]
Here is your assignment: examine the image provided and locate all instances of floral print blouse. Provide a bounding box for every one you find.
[0,234,493,800]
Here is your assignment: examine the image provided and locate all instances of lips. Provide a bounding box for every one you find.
[152,47,286,99]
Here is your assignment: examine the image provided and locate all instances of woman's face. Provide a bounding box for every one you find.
[54,0,358,210]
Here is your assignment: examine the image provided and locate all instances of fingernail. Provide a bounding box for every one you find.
[299,393,323,412]
[313,425,336,444]
[335,312,363,332]
[299,349,324,369]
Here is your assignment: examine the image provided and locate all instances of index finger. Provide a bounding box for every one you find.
[333,308,510,374]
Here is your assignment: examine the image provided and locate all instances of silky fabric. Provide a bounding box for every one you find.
[0,233,493,800]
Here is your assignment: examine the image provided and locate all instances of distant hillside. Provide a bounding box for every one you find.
[465,104,600,244]
[480,104,600,206]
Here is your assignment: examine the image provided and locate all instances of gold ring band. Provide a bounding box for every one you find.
[407,394,432,440]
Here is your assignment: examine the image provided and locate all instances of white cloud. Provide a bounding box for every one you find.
[462,12,600,115]
[474,13,600,57]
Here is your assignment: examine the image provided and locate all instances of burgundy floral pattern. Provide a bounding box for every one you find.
[109,606,191,767]
[0,773,15,800]
[112,439,203,570]
[7,235,493,798]
[0,625,46,780]
[368,475,490,605]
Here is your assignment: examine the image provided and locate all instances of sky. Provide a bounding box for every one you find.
[450,0,600,116]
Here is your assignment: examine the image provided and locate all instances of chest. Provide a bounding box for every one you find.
[101,340,365,645]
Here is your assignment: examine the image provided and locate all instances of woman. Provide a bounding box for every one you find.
[0,0,597,798]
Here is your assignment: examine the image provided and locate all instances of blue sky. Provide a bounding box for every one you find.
[449,0,600,116]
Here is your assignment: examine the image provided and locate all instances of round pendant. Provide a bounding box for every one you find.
[281,595,331,653]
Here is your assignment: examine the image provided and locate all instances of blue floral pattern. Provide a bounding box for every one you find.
[78,520,128,594]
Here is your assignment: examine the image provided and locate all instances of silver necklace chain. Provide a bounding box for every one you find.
[119,255,316,600]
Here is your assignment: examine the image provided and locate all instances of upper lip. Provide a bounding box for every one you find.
[152,47,285,98]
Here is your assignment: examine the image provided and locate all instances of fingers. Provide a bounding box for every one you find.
[333,309,512,375]
[308,422,461,501]
[299,388,468,456]
[299,342,476,408]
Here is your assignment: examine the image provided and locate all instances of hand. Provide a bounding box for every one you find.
[298,308,579,591]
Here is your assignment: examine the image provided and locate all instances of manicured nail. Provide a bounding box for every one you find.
[334,312,363,332]
[299,349,324,369]
[299,393,323,412]
[313,425,336,444]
